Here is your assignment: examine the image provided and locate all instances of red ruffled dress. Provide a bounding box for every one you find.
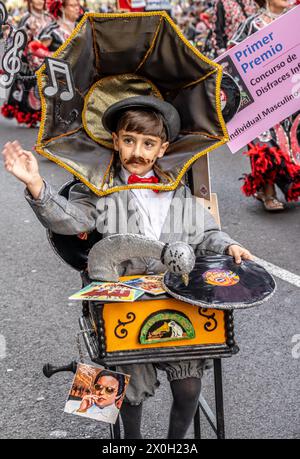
[1,10,53,127]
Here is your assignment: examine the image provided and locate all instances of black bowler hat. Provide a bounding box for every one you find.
[102,96,181,142]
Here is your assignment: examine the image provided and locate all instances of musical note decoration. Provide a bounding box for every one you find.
[44,57,75,102]
[0,1,8,31]
[0,29,27,88]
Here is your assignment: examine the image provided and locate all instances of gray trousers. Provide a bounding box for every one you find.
[117,360,205,405]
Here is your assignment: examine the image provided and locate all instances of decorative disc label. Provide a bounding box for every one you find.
[202,269,240,287]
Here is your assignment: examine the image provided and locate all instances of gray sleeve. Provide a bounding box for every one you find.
[194,207,240,256]
[24,180,98,235]
[185,191,241,255]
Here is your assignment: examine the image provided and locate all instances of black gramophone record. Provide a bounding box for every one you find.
[220,73,241,122]
[163,256,276,310]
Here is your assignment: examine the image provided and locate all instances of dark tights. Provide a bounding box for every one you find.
[120,401,143,439]
[120,377,202,439]
[167,377,202,439]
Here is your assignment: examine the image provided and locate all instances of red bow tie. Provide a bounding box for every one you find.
[127,174,159,193]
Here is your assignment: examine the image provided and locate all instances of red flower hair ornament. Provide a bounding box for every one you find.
[46,0,63,19]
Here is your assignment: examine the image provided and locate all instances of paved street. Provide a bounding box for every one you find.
[0,113,299,439]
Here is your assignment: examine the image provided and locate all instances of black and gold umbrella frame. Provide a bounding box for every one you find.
[36,11,228,196]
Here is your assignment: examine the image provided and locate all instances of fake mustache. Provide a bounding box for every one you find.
[125,157,152,165]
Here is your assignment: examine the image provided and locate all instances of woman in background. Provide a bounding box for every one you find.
[39,0,81,52]
[1,0,53,127]
[230,0,300,210]
[211,0,258,57]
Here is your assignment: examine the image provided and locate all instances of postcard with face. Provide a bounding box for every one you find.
[64,363,130,424]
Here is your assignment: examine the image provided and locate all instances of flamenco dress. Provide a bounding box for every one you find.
[230,9,300,203]
[1,9,53,127]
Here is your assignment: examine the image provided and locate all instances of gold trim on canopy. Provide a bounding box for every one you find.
[36,11,228,197]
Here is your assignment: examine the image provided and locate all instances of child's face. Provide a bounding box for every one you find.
[112,130,169,177]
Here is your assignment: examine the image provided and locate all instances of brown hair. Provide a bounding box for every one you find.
[255,0,266,7]
[116,110,168,142]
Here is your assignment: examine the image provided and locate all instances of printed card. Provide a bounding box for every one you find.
[64,363,130,424]
[69,282,144,302]
[121,275,166,296]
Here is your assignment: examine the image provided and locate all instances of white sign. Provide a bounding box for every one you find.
[145,0,171,10]
[132,0,146,7]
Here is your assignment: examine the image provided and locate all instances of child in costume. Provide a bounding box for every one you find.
[2,96,253,438]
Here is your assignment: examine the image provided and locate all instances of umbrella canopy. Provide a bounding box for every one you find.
[36,11,228,196]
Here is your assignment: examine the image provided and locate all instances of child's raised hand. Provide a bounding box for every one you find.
[2,141,40,185]
[227,244,253,264]
[2,141,44,199]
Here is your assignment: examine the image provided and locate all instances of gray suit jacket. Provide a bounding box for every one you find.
[24,172,239,276]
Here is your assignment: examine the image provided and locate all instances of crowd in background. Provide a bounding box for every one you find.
[4,0,300,47]
[0,1,248,56]
[4,1,297,56]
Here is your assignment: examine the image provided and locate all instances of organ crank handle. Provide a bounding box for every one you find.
[43,361,78,378]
